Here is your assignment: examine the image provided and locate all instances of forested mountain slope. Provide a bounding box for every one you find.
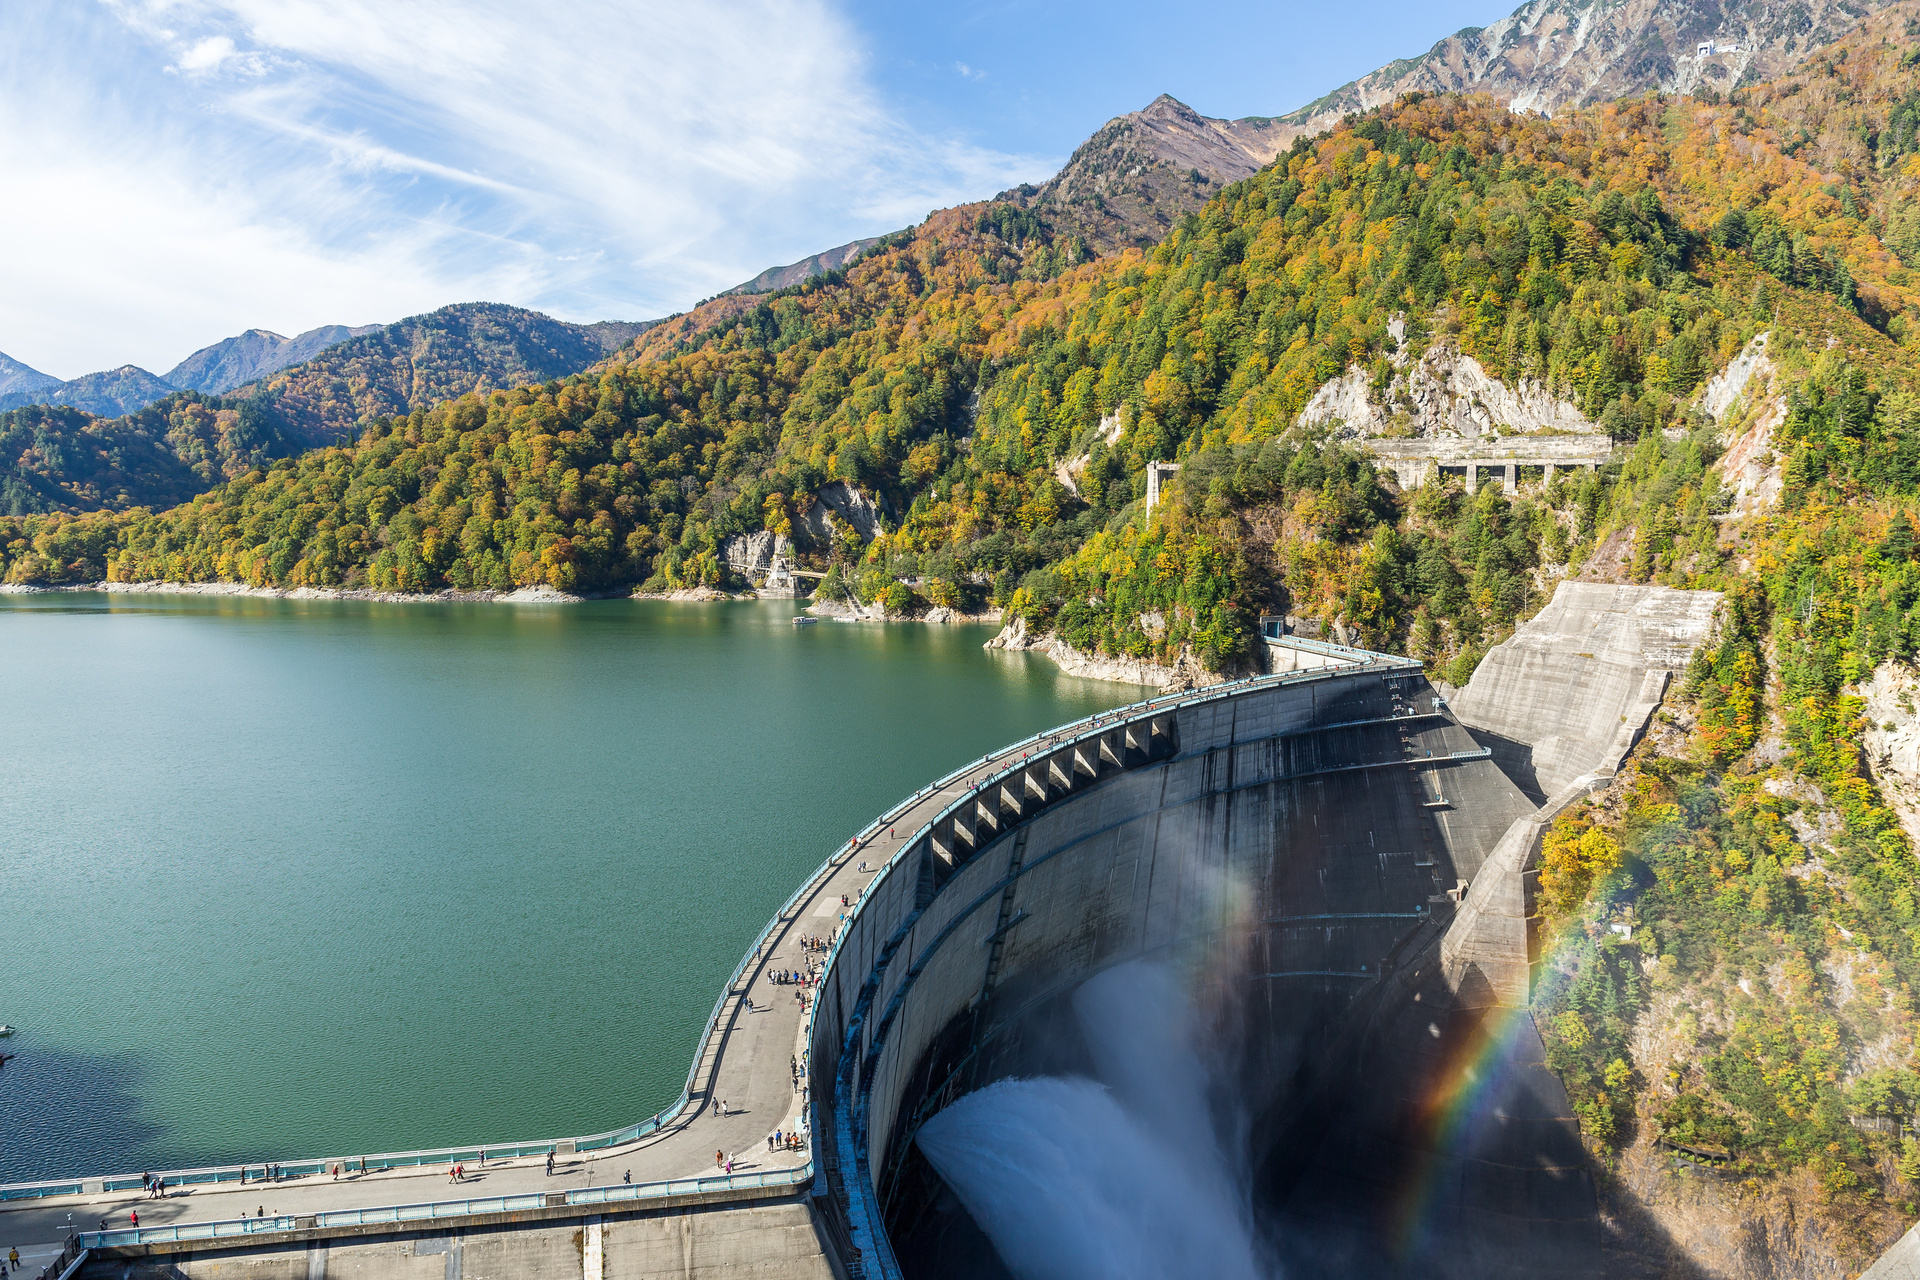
[0,394,291,516]
[234,303,654,447]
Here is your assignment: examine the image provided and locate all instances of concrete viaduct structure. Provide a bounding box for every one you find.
[8,584,1752,1280]
[1367,436,1614,494]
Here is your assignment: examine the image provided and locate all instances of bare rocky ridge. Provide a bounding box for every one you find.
[165,324,382,396]
[1282,0,1901,138]
[723,237,883,296]
[997,94,1291,253]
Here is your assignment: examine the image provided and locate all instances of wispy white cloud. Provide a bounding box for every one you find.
[0,0,1053,376]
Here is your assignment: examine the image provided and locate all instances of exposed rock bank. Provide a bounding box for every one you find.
[631,586,747,602]
[0,581,586,604]
[983,614,1222,690]
[1297,335,1599,439]
[806,597,1003,625]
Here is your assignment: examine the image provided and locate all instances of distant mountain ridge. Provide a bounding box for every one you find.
[995,94,1290,252]
[0,364,181,417]
[0,303,659,513]
[724,238,883,296]
[240,304,658,445]
[0,351,59,398]
[1280,0,1904,134]
[0,321,381,418]
[167,324,382,395]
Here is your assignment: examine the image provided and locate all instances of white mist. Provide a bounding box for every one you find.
[915,961,1269,1280]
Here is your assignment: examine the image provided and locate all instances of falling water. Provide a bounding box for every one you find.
[916,961,1270,1280]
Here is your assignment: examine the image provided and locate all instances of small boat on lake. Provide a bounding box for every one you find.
[791,616,818,626]
[0,1026,13,1036]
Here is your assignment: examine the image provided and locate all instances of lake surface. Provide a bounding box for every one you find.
[0,593,1137,1183]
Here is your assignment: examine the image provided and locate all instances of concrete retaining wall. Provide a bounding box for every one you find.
[1452,581,1719,800]
[82,1199,840,1280]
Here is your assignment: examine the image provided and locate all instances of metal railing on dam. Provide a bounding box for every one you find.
[76,1166,815,1250]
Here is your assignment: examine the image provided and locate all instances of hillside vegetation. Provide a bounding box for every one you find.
[0,92,1891,649]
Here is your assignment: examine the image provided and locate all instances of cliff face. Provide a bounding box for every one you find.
[1282,0,1901,137]
[1298,330,1602,440]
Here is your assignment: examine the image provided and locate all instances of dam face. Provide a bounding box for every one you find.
[806,658,1596,1278]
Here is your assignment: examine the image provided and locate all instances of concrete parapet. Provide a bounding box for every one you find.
[78,1194,841,1280]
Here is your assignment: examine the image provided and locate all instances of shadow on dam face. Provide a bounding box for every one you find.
[828,668,1604,1280]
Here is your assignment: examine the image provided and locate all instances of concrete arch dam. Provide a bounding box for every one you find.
[809,654,1599,1279]
[27,585,1720,1280]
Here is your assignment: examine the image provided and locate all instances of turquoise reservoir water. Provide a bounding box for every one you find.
[0,594,1136,1183]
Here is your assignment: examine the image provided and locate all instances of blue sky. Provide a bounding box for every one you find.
[3,0,1497,379]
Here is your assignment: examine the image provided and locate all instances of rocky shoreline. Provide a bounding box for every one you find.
[983,614,1225,691]
[805,598,1003,625]
[0,580,589,604]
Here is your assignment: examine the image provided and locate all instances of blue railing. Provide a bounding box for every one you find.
[76,1164,815,1249]
[0,1182,80,1202]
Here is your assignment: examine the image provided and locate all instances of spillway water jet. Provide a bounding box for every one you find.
[916,962,1267,1280]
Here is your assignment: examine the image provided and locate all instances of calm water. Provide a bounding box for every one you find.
[0,594,1135,1182]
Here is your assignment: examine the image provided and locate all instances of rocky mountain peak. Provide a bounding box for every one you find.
[1282,0,1906,135]
[996,94,1289,253]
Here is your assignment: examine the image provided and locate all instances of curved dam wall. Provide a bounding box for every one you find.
[805,657,1591,1278]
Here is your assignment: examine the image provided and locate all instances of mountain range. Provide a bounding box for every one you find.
[0,323,383,417]
[7,0,1916,509]
[168,324,384,395]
